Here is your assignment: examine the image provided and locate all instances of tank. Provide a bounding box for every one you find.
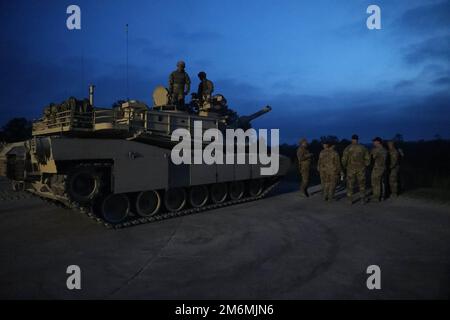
[0,85,291,228]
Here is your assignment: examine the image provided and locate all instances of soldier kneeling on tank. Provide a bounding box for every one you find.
[197,71,214,104]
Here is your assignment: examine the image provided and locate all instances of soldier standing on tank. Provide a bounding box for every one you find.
[297,138,313,197]
[342,134,370,204]
[370,137,387,202]
[318,141,341,201]
[169,61,191,108]
[387,140,400,198]
[197,71,214,104]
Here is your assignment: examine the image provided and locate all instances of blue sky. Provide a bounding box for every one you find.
[0,0,449,142]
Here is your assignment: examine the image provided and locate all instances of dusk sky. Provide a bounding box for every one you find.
[0,0,449,143]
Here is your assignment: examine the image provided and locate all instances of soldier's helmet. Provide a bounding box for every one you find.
[198,71,206,79]
[351,134,359,140]
[177,60,186,68]
[299,138,307,145]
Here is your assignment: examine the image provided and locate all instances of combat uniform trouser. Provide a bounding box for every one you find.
[321,172,338,200]
[389,167,399,196]
[319,172,326,199]
[170,88,186,108]
[371,168,385,200]
[346,169,366,198]
[299,163,310,195]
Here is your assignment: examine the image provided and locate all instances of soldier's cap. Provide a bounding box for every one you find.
[351,134,359,140]
[372,137,383,143]
[177,60,186,67]
[198,71,206,78]
[299,138,307,144]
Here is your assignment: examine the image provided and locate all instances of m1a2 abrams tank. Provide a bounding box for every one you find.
[0,85,291,228]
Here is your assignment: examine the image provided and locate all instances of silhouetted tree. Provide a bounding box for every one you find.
[393,133,404,142]
[1,118,32,142]
[319,135,339,144]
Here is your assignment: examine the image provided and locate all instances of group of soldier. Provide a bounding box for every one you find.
[297,135,401,204]
[168,61,214,107]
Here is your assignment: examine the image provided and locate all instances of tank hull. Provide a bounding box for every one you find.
[0,136,291,227]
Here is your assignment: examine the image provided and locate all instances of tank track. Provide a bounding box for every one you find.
[28,173,281,230]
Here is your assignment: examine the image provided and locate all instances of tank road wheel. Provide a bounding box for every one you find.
[189,185,209,208]
[12,181,25,192]
[164,188,186,212]
[210,183,228,204]
[67,167,101,204]
[101,193,130,224]
[249,179,264,197]
[229,181,245,200]
[135,190,161,217]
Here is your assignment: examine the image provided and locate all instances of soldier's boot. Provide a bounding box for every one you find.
[347,195,353,205]
[361,193,368,204]
[304,188,310,198]
[329,192,335,202]
[371,193,381,203]
[299,188,306,197]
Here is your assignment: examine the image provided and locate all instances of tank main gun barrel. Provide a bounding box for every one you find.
[239,105,272,124]
[231,105,272,130]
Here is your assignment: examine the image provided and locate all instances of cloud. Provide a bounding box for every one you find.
[403,35,450,64]
[393,64,449,91]
[171,30,223,42]
[393,80,415,90]
[396,0,450,32]
[0,39,165,124]
[130,37,179,60]
[252,89,450,143]
[431,76,450,86]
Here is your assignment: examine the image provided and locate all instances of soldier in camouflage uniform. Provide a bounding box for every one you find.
[297,138,313,197]
[169,61,191,108]
[342,134,370,204]
[370,137,387,202]
[317,141,341,201]
[197,71,214,103]
[387,140,400,198]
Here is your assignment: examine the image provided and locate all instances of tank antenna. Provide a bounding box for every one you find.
[126,23,129,101]
[81,51,85,96]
